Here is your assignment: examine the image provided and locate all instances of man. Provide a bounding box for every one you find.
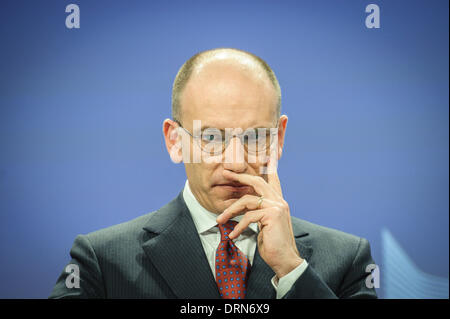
[50,48,377,299]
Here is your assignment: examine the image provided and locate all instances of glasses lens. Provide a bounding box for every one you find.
[195,127,276,156]
[243,128,272,154]
[200,128,224,156]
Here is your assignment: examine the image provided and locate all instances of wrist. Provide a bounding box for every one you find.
[274,256,304,279]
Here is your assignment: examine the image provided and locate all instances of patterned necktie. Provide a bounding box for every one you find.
[215,220,251,299]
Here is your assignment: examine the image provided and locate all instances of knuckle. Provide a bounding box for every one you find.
[243,212,255,223]
[240,215,248,224]
[242,213,256,225]
[273,206,283,217]
[256,176,265,184]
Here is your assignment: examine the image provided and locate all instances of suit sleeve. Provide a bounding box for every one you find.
[282,237,378,299]
[49,235,106,298]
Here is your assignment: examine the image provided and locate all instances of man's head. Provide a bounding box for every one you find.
[163,48,288,214]
[171,48,282,123]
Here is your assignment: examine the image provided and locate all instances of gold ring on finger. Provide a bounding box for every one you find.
[257,195,264,209]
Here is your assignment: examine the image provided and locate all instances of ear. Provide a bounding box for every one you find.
[162,119,183,163]
[276,115,288,160]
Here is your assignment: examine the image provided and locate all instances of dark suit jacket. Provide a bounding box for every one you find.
[49,191,377,299]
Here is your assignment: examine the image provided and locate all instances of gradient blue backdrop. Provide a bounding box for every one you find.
[0,0,448,298]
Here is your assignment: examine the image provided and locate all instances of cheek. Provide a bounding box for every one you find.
[189,163,218,187]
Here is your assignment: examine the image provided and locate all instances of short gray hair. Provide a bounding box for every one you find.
[171,48,281,123]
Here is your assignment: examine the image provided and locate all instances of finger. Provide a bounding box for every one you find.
[222,170,273,198]
[228,209,268,239]
[217,196,278,224]
[217,195,258,224]
[267,151,283,196]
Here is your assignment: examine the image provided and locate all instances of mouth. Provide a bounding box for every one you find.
[213,183,252,193]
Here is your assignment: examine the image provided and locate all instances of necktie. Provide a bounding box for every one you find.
[215,220,251,299]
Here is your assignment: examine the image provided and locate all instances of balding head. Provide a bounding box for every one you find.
[172,48,281,124]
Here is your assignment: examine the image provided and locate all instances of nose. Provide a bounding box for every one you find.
[222,136,247,173]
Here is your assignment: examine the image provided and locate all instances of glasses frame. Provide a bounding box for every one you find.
[174,120,279,156]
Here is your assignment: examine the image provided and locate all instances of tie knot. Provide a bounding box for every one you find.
[217,220,237,241]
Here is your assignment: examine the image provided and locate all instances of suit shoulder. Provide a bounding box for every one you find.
[291,217,364,253]
[81,212,154,248]
[76,192,184,252]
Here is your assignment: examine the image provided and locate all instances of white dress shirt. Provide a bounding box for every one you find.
[182,180,308,299]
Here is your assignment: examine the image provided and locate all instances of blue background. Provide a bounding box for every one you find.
[0,0,448,298]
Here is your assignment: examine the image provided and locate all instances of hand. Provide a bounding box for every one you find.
[216,160,303,279]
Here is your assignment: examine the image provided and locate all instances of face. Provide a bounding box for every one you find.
[163,57,288,214]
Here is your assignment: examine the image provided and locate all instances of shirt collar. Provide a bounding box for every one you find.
[182,179,258,235]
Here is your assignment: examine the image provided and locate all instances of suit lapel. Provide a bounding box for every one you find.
[141,193,220,299]
[245,247,276,298]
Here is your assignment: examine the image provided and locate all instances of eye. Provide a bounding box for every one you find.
[203,134,216,141]
[243,132,259,144]
[202,131,222,143]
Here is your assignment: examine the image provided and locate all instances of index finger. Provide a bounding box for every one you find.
[266,149,283,196]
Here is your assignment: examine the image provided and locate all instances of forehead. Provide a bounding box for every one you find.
[180,60,278,129]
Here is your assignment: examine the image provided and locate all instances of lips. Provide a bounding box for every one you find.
[213,182,252,194]
[215,182,247,188]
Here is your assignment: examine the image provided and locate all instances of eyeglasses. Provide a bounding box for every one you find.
[174,120,278,156]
